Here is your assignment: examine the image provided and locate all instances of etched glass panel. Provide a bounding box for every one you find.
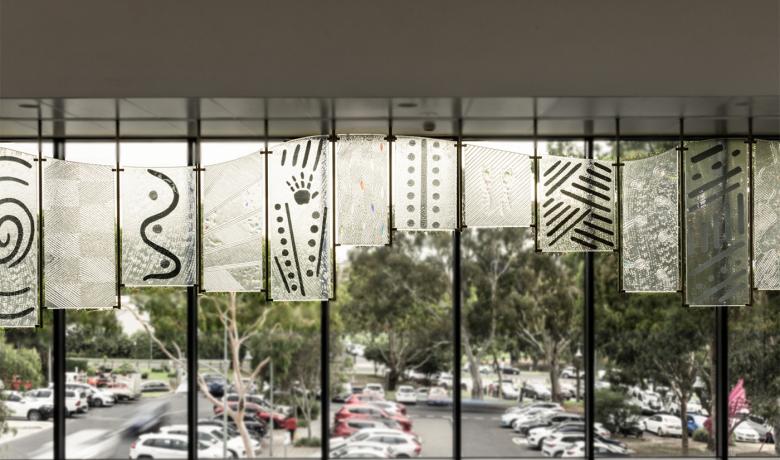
[621,149,679,292]
[463,145,532,227]
[203,152,264,292]
[268,136,331,301]
[44,158,116,309]
[752,139,780,289]
[684,139,750,306]
[538,155,616,252]
[393,137,457,231]
[0,148,38,327]
[335,135,390,245]
[121,166,196,286]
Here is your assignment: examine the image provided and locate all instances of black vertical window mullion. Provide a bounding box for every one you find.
[584,136,596,460]
[452,115,463,460]
[52,134,66,460]
[186,121,201,459]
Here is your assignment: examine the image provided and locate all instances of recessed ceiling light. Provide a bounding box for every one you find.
[18,103,40,108]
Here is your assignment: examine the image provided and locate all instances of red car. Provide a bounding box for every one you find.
[214,401,286,427]
[334,404,413,432]
[344,393,385,405]
[331,418,404,437]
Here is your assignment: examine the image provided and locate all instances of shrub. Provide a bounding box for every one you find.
[693,428,710,443]
[115,363,136,375]
[594,388,641,433]
[294,437,321,447]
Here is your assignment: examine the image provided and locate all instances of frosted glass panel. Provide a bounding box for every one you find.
[463,145,532,227]
[335,135,390,245]
[538,155,616,252]
[121,166,196,286]
[621,149,679,292]
[752,139,780,289]
[0,148,38,327]
[393,137,457,231]
[684,139,750,306]
[268,137,331,301]
[43,158,116,309]
[203,153,264,292]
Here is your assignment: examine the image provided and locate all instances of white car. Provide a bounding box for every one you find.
[415,388,429,403]
[341,431,421,457]
[542,432,585,457]
[25,389,83,417]
[643,414,683,437]
[162,424,260,457]
[1,390,51,421]
[562,440,631,457]
[364,383,385,398]
[129,433,224,459]
[332,441,394,459]
[369,400,405,416]
[500,382,520,399]
[395,386,417,404]
[501,407,551,428]
[61,383,115,407]
[141,380,172,393]
[733,422,761,443]
[331,428,421,451]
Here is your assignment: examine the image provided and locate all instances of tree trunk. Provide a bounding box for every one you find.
[774,420,780,455]
[680,396,689,455]
[387,369,400,391]
[707,334,717,452]
[548,345,561,402]
[462,329,483,399]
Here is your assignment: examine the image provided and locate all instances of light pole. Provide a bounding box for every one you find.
[575,348,582,401]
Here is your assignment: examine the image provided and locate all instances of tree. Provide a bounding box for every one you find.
[339,233,452,390]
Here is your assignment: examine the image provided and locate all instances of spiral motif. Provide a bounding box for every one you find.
[140,169,182,281]
[0,198,34,270]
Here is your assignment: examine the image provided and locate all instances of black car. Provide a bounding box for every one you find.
[211,413,267,439]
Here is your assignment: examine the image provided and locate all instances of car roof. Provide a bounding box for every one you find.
[139,432,189,441]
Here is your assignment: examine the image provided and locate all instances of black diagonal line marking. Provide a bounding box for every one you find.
[0,177,28,186]
[691,240,746,276]
[560,190,611,213]
[0,156,32,168]
[591,213,613,225]
[691,144,724,163]
[285,203,306,296]
[542,201,563,218]
[547,205,572,226]
[312,138,324,171]
[549,209,590,247]
[574,228,614,247]
[737,193,745,235]
[274,256,291,293]
[302,139,311,169]
[578,175,610,191]
[687,167,742,198]
[570,236,598,250]
[572,182,610,201]
[543,160,562,177]
[547,207,580,238]
[292,144,301,166]
[583,220,614,236]
[543,162,570,187]
[586,168,611,183]
[687,182,741,213]
[316,206,328,277]
[281,148,287,165]
[593,162,612,173]
[0,287,31,297]
[546,163,582,196]
[0,307,34,320]
[542,197,555,208]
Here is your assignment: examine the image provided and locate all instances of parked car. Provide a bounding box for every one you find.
[733,422,761,443]
[214,401,286,427]
[395,386,417,405]
[528,422,611,448]
[500,365,521,376]
[330,427,420,450]
[500,381,520,400]
[687,414,708,434]
[415,388,429,403]
[105,382,139,402]
[345,393,385,405]
[129,433,224,459]
[368,400,407,416]
[643,414,683,437]
[331,441,395,459]
[340,431,421,458]
[25,388,82,417]
[364,383,385,398]
[542,432,585,457]
[522,382,552,401]
[515,411,583,436]
[501,406,553,428]
[332,419,403,438]
[562,440,631,458]
[1,390,52,421]
[335,404,413,432]
[426,387,451,406]
[209,413,268,439]
[199,418,265,442]
[560,367,581,379]
[161,424,259,458]
[141,380,172,393]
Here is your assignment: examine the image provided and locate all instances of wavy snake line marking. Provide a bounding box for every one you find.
[140,169,182,281]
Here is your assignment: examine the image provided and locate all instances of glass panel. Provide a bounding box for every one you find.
[268,136,332,301]
[538,155,617,252]
[335,135,390,246]
[120,166,196,286]
[463,146,533,228]
[203,153,264,292]
[621,148,680,292]
[330,233,453,458]
[392,137,457,231]
[0,310,53,459]
[684,139,750,306]
[753,139,780,290]
[461,227,584,458]
[0,148,38,327]
[43,158,117,309]
[729,294,780,457]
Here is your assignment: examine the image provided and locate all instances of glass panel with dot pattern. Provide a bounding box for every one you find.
[268,136,332,301]
[392,136,457,231]
[120,165,197,286]
[202,152,264,292]
[753,139,780,290]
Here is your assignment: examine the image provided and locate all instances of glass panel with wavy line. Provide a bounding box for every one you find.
[684,139,749,306]
[121,165,196,286]
[0,148,38,327]
[43,158,116,309]
[268,136,331,301]
[463,145,532,227]
[335,135,390,245]
[393,137,458,231]
[538,155,617,252]
[203,152,264,292]
[753,139,780,290]
[621,149,679,292]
